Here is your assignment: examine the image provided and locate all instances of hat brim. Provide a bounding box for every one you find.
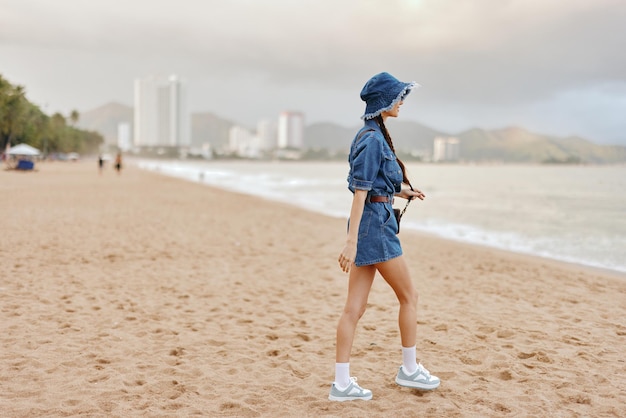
[361,81,419,120]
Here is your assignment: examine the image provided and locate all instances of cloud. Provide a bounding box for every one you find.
[1,0,625,143]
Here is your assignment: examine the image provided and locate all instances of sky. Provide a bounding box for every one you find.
[1,0,625,145]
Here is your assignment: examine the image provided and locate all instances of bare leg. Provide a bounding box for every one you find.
[335,264,377,363]
[376,256,418,347]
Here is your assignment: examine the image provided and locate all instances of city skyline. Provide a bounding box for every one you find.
[1,0,625,146]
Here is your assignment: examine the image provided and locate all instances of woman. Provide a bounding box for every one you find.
[329,72,440,402]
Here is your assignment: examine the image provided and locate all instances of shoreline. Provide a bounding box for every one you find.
[408,228,626,281]
[1,161,624,417]
[137,158,626,279]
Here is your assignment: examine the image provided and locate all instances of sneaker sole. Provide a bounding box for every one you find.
[328,394,373,402]
[395,376,440,390]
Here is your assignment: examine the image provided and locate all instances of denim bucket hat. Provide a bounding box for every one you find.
[360,72,419,120]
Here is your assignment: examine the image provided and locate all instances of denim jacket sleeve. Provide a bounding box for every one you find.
[348,122,404,195]
[349,131,382,191]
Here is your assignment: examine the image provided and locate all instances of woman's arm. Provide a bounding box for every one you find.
[395,186,426,201]
[338,189,368,273]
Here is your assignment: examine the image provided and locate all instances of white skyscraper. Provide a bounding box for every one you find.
[228,126,254,155]
[433,137,460,162]
[117,122,131,151]
[256,119,277,150]
[277,111,304,149]
[134,74,190,147]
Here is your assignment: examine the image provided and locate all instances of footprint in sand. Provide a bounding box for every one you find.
[459,355,482,365]
[169,347,185,357]
[296,333,310,342]
[498,370,513,381]
[496,330,515,338]
[517,351,552,363]
[477,326,496,334]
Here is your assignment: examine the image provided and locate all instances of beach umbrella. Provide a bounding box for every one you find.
[7,143,40,156]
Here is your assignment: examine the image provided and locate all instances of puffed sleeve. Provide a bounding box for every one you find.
[349,133,382,191]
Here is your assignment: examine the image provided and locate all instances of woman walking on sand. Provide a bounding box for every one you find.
[329,72,440,402]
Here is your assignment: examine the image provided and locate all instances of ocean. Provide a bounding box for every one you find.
[138,160,626,274]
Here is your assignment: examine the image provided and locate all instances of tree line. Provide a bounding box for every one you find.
[0,74,103,155]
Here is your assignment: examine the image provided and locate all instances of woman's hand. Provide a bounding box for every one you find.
[398,187,425,201]
[338,240,357,273]
[340,190,367,273]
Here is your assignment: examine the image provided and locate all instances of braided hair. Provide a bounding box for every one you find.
[374,115,412,187]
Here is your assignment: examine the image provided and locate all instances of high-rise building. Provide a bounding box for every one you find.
[228,125,266,159]
[433,137,460,162]
[277,111,304,149]
[117,122,131,151]
[256,119,277,150]
[133,74,190,148]
[228,126,253,154]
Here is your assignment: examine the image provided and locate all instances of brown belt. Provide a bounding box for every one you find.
[368,195,390,203]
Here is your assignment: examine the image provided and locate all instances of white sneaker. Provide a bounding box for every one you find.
[395,363,440,390]
[328,377,373,401]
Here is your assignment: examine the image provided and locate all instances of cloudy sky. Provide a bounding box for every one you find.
[1,0,625,144]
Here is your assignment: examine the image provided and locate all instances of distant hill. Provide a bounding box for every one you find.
[191,113,236,149]
[456,127,626,163]
[304,123,355,150]
[79,102,626,163]
[304,120,445,153]
[77,102,133,145]
[375,119,447,153]
[305,122,626,163]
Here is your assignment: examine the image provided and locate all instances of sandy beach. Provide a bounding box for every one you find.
[1,161,624,417]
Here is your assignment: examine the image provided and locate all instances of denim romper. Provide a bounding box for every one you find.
[347,119,404,266]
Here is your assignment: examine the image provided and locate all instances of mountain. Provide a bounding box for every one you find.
[303,122,354,151]
[77,102,133,145]
[191,113,236,149]
[379,119,447,153]
[305,122,626,163]
[78,102,626,163]
[456,127,626,163]
[304,120,445,153]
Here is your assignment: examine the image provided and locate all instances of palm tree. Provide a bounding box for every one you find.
[69,109,80,126]
[0,84,26,149]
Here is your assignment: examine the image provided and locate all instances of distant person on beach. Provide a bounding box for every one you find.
[114,152,122,174]
[330,72,439,402]
[98,154,104,174]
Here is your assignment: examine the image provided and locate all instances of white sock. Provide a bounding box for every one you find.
[402,346,418,375]
[334,363,351,389]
